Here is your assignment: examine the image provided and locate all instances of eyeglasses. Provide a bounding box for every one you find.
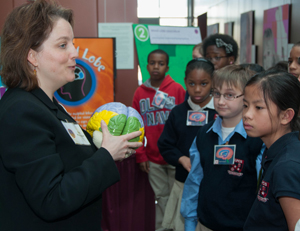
[206,56,228,63]
[211,91,244,101]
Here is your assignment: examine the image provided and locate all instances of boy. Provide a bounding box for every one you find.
[181,65,264,231]
[132,49,185,231]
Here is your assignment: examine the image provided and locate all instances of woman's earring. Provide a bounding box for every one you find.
[33,66,37,75]
[230,61,233,65]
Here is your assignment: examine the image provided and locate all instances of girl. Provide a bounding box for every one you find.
[243,70,300,231]
[185,35,238,100]
[157,58,217,231]
[288,41,300,81]
[181,65,263,231]
[202,33,238,70]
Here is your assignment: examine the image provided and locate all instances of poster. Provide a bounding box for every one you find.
[98,23,134,69]
[240,11,254,64]
[263,4,290,70]
[54,38,116,129]
[133,24,200,88]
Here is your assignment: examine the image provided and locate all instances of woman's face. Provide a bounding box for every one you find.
[28,18,78,94]
[288,46,300,81]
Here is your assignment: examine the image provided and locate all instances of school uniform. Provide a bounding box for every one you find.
[158,97,217,230]
[244,131,300,231]
[0,88,120,231]
[181,117,264,231]
[132,75,186,231]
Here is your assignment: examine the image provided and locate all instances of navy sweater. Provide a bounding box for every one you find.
[196,120,263,231]
[157,101,217,182]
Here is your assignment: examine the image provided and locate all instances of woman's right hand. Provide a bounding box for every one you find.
[100,120,143,161]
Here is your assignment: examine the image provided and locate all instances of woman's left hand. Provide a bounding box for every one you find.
[100,120,142,161]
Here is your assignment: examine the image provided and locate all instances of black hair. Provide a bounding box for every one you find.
[245,70,300,132]
[147,49,169,65]
[268,61,288,72]
[240,63,265,73]
[202,33,238,62]
[185,58,214,79]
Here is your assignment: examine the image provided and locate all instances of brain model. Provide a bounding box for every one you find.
[86,102,145,148]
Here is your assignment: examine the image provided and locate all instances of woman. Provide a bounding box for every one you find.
[0,1,142,230]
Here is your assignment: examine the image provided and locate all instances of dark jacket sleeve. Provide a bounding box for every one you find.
[157,107,183,166]
[0,99,120,221]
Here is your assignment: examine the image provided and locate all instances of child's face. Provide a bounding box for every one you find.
[288,46,300,81]
[213,83,244,126]
[185,69,212,107]
[147,53,169,84]
[192,49,202,59]
[243,84,280,147]
[205,45,233,70]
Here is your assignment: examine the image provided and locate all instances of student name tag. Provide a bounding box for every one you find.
[61,121,91,146]
[214,144,236,165]
[152,90,168,109]
[186,110,208,126]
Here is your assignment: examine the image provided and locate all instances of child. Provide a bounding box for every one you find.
[243,70,300,231]
[185,35,238,101]
[181,65,264,231]
[157,58,217,231]
[202,33,238,70]
[288,41,300,81]
[132,49,186,231]
[192,43,203,59]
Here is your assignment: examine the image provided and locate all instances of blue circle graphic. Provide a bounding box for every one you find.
[54,59,97,106]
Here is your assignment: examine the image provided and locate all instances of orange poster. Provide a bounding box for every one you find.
[54,38,115,129]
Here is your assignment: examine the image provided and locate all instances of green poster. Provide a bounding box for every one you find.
[133,24,196,89]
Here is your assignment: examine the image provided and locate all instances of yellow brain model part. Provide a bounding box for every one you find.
[86,102,145,148]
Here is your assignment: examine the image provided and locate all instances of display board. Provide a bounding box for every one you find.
[133,24,201,89]
[54,38,116,129]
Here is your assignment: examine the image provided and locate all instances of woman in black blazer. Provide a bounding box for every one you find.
[0,1,142,230]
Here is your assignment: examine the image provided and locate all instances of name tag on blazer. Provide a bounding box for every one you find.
[61,121,91,146]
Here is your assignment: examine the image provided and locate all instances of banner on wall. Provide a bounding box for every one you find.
[133,24,201,89]
[54,38,116,129]
[148,25,201,45]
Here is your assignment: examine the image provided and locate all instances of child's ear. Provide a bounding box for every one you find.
[280,108,295,125]
[228,56,235,65]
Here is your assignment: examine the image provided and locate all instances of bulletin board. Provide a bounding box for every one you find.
[54,38,116,129]
[132,24,201,89]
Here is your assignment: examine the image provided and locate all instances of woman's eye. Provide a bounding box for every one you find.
[256,106,263,110]
[243,104,248,108]
[226,94,234,99]
[201,83,207,86]
[189,83,195,86]
[60,44,66,48]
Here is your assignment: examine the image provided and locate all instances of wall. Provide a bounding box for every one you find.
[195,0,300,66]
[0,0,138,106]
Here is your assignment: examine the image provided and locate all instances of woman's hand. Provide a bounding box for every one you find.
[100,120,143,161]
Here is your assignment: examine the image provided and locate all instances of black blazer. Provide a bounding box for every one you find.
[0,88,120,231]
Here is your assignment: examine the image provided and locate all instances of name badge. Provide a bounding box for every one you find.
[152,90,168,109]
[61,121,91,146]
[214,144,236,165]
[186,110,208,126]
